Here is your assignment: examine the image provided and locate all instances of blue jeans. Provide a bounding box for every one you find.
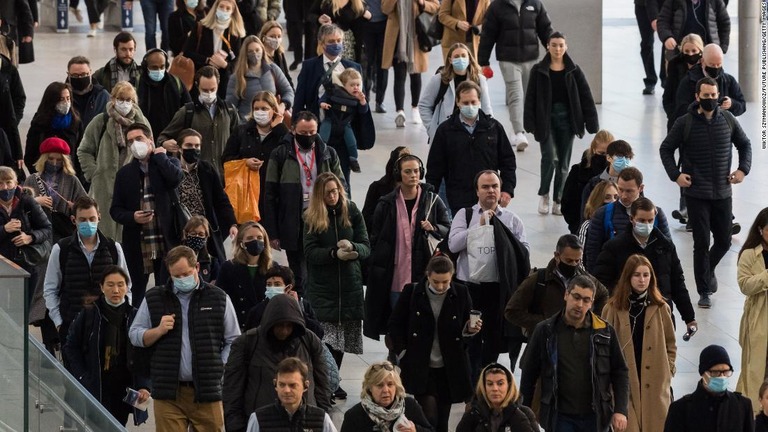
[538,102,575,202]
[140,0,173,51]
[555,413,597,432]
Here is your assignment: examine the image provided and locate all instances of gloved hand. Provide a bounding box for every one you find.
[337,239,353,251]
[482,66,494,79]
[336,249,359,261]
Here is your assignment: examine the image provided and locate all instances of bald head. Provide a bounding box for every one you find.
[702,44,723,69]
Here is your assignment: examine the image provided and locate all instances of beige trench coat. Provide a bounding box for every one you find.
[381,0,440,73]
[438,0,489,57]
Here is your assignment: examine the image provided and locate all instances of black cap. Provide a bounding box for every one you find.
[698,345,732,376]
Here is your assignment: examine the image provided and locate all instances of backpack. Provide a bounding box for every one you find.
[681,109,735,145]
[183,101,239,129]
[602,201,658,239]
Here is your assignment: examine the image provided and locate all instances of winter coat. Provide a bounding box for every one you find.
[438,0,489,54]
[0,128,15,168]
[238,0,281,37]
[217,260,275,330]
[0,53,25,123]
[263,134,345,251]
[673,66,746,121]
[417,72,492,143]
[268,50,295,89]
[735,245,768,415]
[71,82,110,132]
[77,110,150,241]
[476,0,552,66]
[380,0,440,72]
[660,103,752,201]
[657,0,730,52]
[524,52,599,143]
[593,227,696,324]
[663,54,695,128]
[24,113,82,174]
[168,8,206,56]
[92,59,141,93]
[388,280,474,402]
[182,24,243,99]
[365,184,451,339]
[663,381,754,432]
[0,187,52,270]
[340,396,434,432]
[0,63,21,162]
[304,201,370,323]
[225,62,295,119]
[244,295,324,338]
[560,152,608,234]
[426,110,516,215]
[456,398,539,432]
[223,294,332,432]
[293,56,362,117]
[135,72,192,139]
[601,302,676,432]
[520,310,630,432]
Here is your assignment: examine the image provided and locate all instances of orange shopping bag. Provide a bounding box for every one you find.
[224,160,260,223]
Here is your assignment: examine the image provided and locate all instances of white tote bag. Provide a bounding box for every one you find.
[467,224,498,283]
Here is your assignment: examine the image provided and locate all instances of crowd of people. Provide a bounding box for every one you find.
[1,0,766,431]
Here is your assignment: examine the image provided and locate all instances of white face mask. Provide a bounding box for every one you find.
[253,110,272,126]
[264,36,282,50]
[199,91,217,105]
[115,100,133,116]
[55,101,71,115]
[130,141,150,160]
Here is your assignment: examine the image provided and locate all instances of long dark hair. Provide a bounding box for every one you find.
[739,207,768,259]
[34,82,81,129]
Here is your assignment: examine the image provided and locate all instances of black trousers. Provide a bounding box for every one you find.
[393,60,422,111]
[285,218,307,296]
[415,367,453,432]
[634,4,657,87]
[286,20,318,63]
[361,20,389,104]
[686,196,732,295]
[465,281,503,385]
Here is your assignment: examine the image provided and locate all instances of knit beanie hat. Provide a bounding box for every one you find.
[698,344,732,375]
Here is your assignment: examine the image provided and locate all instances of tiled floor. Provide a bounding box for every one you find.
[20,0,765,430]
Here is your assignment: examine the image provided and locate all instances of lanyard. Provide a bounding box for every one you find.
[295,144,316,187]
[219,33,232,52]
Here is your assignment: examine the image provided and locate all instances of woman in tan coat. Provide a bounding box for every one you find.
[381,0,439,127]
[602,254,676,432]
[736,207,768,415]
[437,0,489,59]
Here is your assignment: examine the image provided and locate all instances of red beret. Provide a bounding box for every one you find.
[39,137,71,155]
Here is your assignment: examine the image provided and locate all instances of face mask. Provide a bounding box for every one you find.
[115,100,133,116]
[247,52,261,65]
[460,104,480,119]
[591,154,608,170]
[699,98,718,112]
[104,297,126,307]
[264,36,281,50]
[682,52,701,65]
[130,141,150,160]
[55,101,71,115]
[185,0,198,8]
[182,148,201,164]
[244,239,265,256]
[148,69,166,82]
[265,286,285,299]
[557,261,577,279]
[324,42,343,57]
[704,66,721,78]
[44,162,63,174]
[183,236,207,252]
[78,221,99,237]
[173,274,198,292]
[706,376,729,393]
[199,91,217,105]
[216,9,231,22]
[633,221,654,238]
[253,111,272,126]
[69,75,92,93]
[295,134,316,150]
[0,188,15,201]
[451,57,469,72]
[612,156,630,173]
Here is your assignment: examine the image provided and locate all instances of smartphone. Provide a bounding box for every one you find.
[143,210,155,215]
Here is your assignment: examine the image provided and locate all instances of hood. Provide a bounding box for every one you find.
[259,294,307,339]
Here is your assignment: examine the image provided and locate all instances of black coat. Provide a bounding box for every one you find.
[663,381,754,432]
[560,152,608,234]
[662,53,693,129]
[593,227,696,324]
[136,72,192,138]
[0,187,52,269]
[456,398,539,432]
[293,55,362,117]
[673,66,746,121]
[340,397,435,432]
[244,295,324,338]
[0,65,22,162]
[524,52,599,144]
[182,24,243,99]
[477,0,553,65]
[216,260,273,330]
[0,128,15,168]
[168,8,206,56]
[388,280,473,403]
[426,111,516,215]
[24,114,81,174]
[657,0,730,52]
[365,184,451,339]
[0,53,26,124]
[185,160,238,262]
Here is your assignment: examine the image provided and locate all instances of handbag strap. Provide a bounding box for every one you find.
[33,175,48,197]
[425,192,438,221]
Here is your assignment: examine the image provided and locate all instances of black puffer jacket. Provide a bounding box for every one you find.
[560,152,608,234]
[673,66,746,121]
[477,0,553,65]
[456,398,539,432]
[524,52,599,144]
[0,187,52,270]
[657,0,730,52]
[659,103,751,201]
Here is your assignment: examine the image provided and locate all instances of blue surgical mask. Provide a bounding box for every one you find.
[612,156,630,173]
[78,221,99,238]
[185,0,198,7]
[0,188,15,201]
[706,376,729,393]
[173,274,198,292]
[148,69,165,82]
[324,43,343,57]
[633,221,653,238]
[451,57,469,72]
[459,104,480,119]
[265,286,285,299]
[216,9,231,21]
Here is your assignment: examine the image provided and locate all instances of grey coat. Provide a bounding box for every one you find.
[225,63,295,119]
[417,73,493,143]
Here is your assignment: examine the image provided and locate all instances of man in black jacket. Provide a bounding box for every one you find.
[635,0,660,94]
[657,0,730,54]
[92,32,141,93]
[660,77,751,309]
[66,56,110,130]
[426,81,516,215]
[136,49,191,138]
[521,275,629,432]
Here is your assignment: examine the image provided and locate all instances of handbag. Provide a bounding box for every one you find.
[415,12,441,52]
[424,194,441,255]
[466,224,498,283]
[169,23,203,91]
[427,9,444,40]
[170,191,192,239]
[20,238,52,267]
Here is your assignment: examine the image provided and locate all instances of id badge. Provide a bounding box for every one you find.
[303,192,310,202]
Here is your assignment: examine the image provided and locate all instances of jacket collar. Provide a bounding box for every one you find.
[536,52,577,74]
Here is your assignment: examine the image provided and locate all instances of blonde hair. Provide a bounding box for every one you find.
[232,221,273,273]
[323,0,364,18]
[233,35,271,99]
[585,130,615,168]
[440,43,481,85]
[0,166,17,182]
[259,21,285,55]
[304,173,350,234]
[34,153,76,176]
[584,180,617,220]
[361,362,406,400]
[475,364,519,409]
[111,81,137,103]
[339,68,361,85]
[200,0,246,37]
[679,33,704,53]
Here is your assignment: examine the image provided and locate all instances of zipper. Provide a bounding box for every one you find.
[333,208,342,324]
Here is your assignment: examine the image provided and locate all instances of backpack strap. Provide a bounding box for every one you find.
[603,201,615,239]
[528,268,547,315]
[184,102,195,129]
[465,207,473,226]
[682,113,693,146]
[432,80,450,112]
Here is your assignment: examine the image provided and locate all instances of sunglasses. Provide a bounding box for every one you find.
[370,362,395,372]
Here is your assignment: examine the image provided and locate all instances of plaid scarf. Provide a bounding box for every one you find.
[360,395,405,432]
[139,167,164,274]
[106,100,136,155]
[107,57,139,90]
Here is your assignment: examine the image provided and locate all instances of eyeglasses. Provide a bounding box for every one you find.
[568,292,594,305]
[370,362,395,372]
[186,232,207,238]
[707,369,733,377]
[69,72,90,78]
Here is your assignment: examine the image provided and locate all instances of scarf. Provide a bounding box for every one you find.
[396,0,415,73]
[106,101,136,152]
[391,186,421,293]
[100,298,128,372]
[51,112,73,130]
[628,290,650,307]
[107,57,138,89]
[361,395,405,432]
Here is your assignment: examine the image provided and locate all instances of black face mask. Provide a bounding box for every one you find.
[704,66,721,79]
[182,148,201,164]
[244,239,265,256]
[295,134,316,150]
[682,53,701,65]
[557,261,578,279]
[69,76,92,93]
[590,154,608,172]
[698,98,718,112]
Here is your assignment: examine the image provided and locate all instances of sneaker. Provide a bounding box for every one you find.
[671,209,688,224]
[350,159,361,173]
[552,202,562,215]
[395,110,406,128]
[334,387,348,399]
[642,85,655,95]
[375,103,387,114]
[70,6,83,22]
[411,107,422,124]
[87,29,97,38]
[515,132,528,152]
[697,293,712,308]
[731,222,741,235]
[538,195,550,215]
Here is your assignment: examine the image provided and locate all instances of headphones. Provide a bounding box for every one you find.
[393,154,425,181]
[142,48,170,70]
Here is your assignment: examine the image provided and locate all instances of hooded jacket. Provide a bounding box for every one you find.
[456,398,539,432]
[223,295,332,432]
[476,0,553,65]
